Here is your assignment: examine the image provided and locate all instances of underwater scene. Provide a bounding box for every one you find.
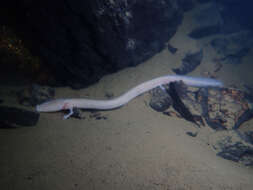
[1,0,253,189]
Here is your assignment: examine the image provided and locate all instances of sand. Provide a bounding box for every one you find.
[1,3,253,190]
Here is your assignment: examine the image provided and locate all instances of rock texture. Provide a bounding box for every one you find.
[188,1,253,38]
[172,49,203,75]
[211,130,253,166]
[149,82,253,166]
[218,0,253,33]
[0,106,39,128]
[1,0,194,88]
[211,31,253,65]
[17,84,55,106]
[188,2,222,39]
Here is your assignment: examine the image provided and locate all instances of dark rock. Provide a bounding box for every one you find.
[198,88,227,130]
[0,106,39,128]
[211,31,253,64]
[167,82,198,125]
[217,142,253,165]
[219,8,243,34]
[149,86,172,112]
[89,111,107,120]
[188,2,222,39]
[149,81,253,131]
[157,82,253,131]
[211,38,229,54]
[243,131,253,145]
[17,84,55,106]
[198,87,253,130]
[211,130,253,166]
[179,0,195,11]
[1,0,193,88]
[218,0,253,32]
[243,85,253,102]
[0,99,3,104]
[186,131,198,137]
[233,109,253,130]
[167,82,206,127]
[188,25,220,39]
[173,49,203,75]
[225,47,250,64]
[197,0,211,4]
[167,44,178,54]
[148,77,253,166]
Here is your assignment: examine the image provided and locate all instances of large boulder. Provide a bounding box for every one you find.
[2,0,194,88]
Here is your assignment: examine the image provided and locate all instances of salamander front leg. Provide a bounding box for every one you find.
[63,108,74,120]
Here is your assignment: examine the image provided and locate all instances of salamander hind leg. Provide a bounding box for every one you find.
[63,108,74,119]
[62,102,74,119]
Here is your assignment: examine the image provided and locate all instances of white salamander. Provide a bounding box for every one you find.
[36,75,223,119]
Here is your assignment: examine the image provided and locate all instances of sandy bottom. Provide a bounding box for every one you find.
[1,4,253,190]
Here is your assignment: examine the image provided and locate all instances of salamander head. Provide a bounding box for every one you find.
[36,99,67,112]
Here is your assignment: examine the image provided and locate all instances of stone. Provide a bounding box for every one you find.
[210,130,253,166]
[218,0,253,32]
[167,82,198,125]
[149,86,172,112]
[188,25,220,39]
[186,131,198,137]
[17,84,55,106]
[188,2,223,39]
[173,49,203,75]
[211,31,253,65]
[167,43,178,54]
[198,87,253,130]
[2,0,193,88]
[0,106,39,128]
[150,80,253,131]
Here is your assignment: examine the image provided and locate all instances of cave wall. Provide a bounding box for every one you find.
[1,0,196,88]
[1,0,253,88]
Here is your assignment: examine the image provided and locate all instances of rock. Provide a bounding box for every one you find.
[188,1,253,38]
[244,85,253,102]
[0,106,39,128]
[188,2,222,39]
[151,81,253,131]
[167,43,178,54]
[186,131,198,137]
[179,0,195,11]
[218,0,253,32]
[195,87,253,130]
[167,82,198,125]
[217,142,253,165]
[210,130,253,166]
[89,111,107,120]
[243,131,253,145]
[188,25,220,39]
[149,86,172,112]
[148,79,253,165]
[211,31,253,65]
[173,49,203,75]
[233,109,253,130]
[211,38,228,55]
[197,0,211,4]
[189,1,253,37]
[17,84,55,106]
[1,0,194,88]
